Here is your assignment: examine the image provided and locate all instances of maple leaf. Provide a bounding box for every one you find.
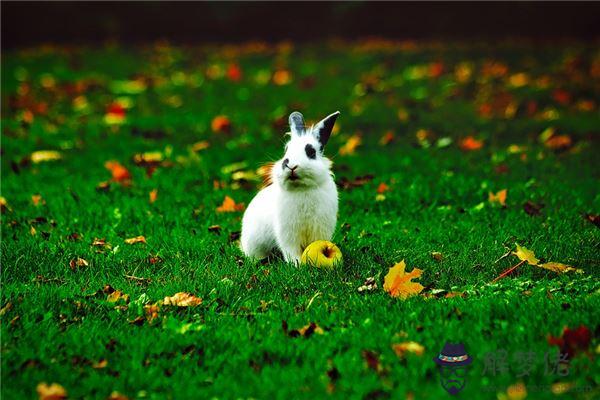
[36,382,67,400]
[30,150,62,164]
[163,292,202,307]
[216,195,245,212]
[489,189,507,206]
[149,189,158,204]
[104,161,131,183]
[339,135,362,155]
[512,244,539,265]
[459,136,483,151]
[548,325,591,359]
[383,260,425,299]
[392,341,425,358]
[124,235,146,245]
[539,262,583,274]
[211,115,231,133]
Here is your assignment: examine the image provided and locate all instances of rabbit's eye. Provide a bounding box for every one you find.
[305,144,316,159]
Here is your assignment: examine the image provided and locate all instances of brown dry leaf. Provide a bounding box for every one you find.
[489,189,507,206]
[459,136,483,151]
[392,341,425,358]
[383,260,425,299]
[104,161,131,183]
[69,257,89,270]
[163,292,202,307]
[30,150,62,164]
[36,382,67,400]
[338,174,374,190]
[107,290,129,303]
[149,189,158,204]
[539,262,583,274]
[339,135,362,155]
[513,244,539,265]
[216,195,245,212]
[124,235,146,245]
[584,213,600,228]
[92,238,111,251]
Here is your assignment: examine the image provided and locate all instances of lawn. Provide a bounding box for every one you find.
[1,40,599,399]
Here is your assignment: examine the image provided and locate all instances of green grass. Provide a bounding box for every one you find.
[1,41,599,399]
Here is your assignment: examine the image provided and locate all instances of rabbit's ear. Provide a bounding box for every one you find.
[312,111,340,148]
[289,111,306,136]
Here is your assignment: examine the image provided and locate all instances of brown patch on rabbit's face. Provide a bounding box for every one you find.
[257,162,275,188]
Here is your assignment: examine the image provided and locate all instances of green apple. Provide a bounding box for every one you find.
[301,240,343,269]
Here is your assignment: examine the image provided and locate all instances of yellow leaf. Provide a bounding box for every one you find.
[108,392,129,400]
[107,290,129,303]
[30,150,62,164]
[216,195,245,212]
[124,235,146,245]
[339,135,362,155]
[31,194,44,206]
[392,341,425,357]
[513,244,539,265]
[539,262,583,274]
[489,189,507,206]
[163,292,202,307]
[0,196,10,213]
[383,260,425,299]
[36,382,67,400]
[191,140,210,152]
[498,382,527,400]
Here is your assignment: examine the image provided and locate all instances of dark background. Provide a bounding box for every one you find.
[2,1,600,48]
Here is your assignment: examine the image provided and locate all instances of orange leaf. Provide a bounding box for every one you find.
[149,189,158,204]
[163,292,202,307]
[376,183,390,194]
[379,131,395,146]
[31,194,45,206]
[216,195,245,212]
[339,135,362,155]
[104,161,131,183]
[36,383,67,400]
[392,341,425,358]
[383,260,425,299]
[125,235,146,245]
[211,115,231,133]
[488,189,507,206]
[459,136,483,151]
[544,135,572,150]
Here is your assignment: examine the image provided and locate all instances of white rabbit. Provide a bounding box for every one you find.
[241,111,340,263]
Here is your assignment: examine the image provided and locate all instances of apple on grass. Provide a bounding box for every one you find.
[301,240,343,269]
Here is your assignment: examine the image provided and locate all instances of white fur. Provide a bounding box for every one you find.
[241,112,339,263]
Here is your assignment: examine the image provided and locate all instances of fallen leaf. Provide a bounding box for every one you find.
[149,189,158,204]
[489,189,507,206]
[92,238,111,250]
[339,135,362,155]
[513,244,539,265]
[107,290,129,303]
[523,201,544,216]
[282,321,324,338]
[133,151,163,166]
[92,359,107,369]
[31,194,45,206]
[459,136,483,151]
[337,174,374,190]
[191,140,210,152]
[105,102,126,125]
[36,382,67,400]
[226,63,243,82]
[550,382,575,395]
[69,257,89,270]
[108,392,129,400]
[211,115,231,133]
[216,195,245,212]
[30,150,62,164]
[379,131,395,146]
[144,303,160,323]
[272,69,292,85]
[383,260,425,299]
[583,213,599,228]
[361,350,381,372]
[545,134,572,150]
[124,236,146,245]
[548,325,591,359]
[163,292,202,307]
[104,161,131,183]
[539,262,583,274]
[497,382,527,400]
[1,196,11,213]
[208,225,221,234]
[376,183,390,194]
[392,341,425,358]
[431,252,443,261]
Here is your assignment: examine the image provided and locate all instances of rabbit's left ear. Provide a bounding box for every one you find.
[312,111,340,149]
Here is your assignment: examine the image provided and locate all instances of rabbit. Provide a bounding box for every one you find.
[241,111,340,263]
